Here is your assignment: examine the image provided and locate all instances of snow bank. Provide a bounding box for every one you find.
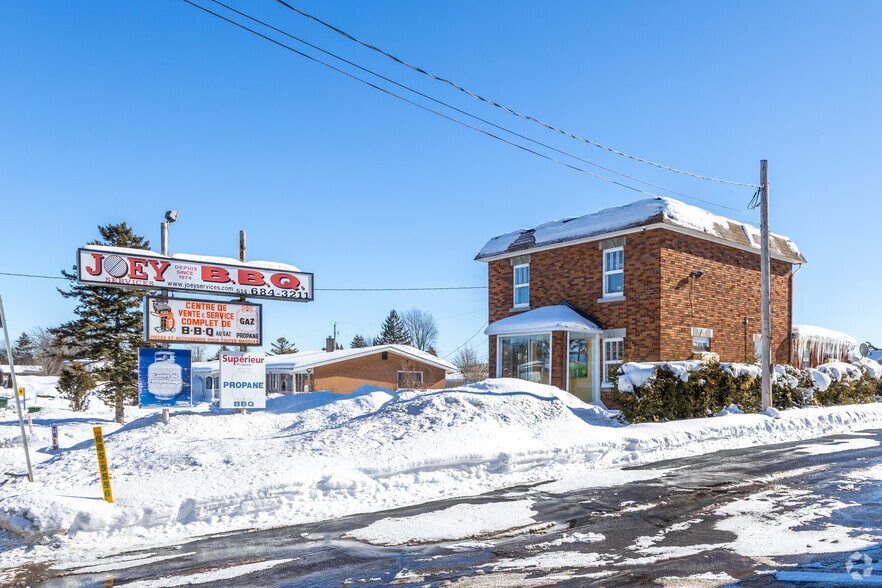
[2,377,882,568]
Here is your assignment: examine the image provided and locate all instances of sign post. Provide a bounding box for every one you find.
[51,425,59,451]
[92,427,113,503]
[0,295,34,482]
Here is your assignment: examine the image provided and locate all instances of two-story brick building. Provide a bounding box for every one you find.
[475,197,806,406]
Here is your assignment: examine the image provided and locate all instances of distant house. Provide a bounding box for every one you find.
[193,344,457,401]
[0,365,43,387]
[791,325,856,368]
[475,197,806,406]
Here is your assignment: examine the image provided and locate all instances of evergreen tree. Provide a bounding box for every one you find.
[209,345,231,360]
[350,335,368,348]
[50,223,151,424]
[375,310,411,345]
[12,332,36,365]
[270,337,298,355]
[57,361,96,411]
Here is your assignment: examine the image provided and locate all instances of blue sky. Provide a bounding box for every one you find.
[1,1,880,360]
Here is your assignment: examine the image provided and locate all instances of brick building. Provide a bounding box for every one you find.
[193,344,456,400]
[475,197,806,406]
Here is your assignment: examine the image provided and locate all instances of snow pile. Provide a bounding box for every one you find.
[816,361,862,382]
[2,376,882,567]
[792,324,857,365]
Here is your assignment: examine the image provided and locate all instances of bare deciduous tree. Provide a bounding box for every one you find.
[402,308,439,353]
[453,345,489,383]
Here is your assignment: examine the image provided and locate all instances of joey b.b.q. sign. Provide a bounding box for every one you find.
[77,247,313,302]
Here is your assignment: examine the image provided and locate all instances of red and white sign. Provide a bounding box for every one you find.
[144,296,262,346]
[51,425,59,451]
[77,247,313,302]
[219,351,266,409]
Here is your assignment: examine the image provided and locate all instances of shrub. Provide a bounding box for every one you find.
[57,362,96,411]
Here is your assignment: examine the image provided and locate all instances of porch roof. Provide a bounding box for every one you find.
[485,304,602,336]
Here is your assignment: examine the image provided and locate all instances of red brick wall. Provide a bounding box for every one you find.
[486,228,794,377]
[658,232,792,364]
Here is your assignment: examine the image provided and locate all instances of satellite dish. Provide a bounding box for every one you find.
[860,343,870,357]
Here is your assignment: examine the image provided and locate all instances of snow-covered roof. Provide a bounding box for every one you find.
[475,197,806,264]
[87,245,300,272]
[792,324,857,360]
[0,365,43,375]
[195,345,457,375]
[485,304,602,336]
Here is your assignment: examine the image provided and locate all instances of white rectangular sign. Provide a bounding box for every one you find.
[77,247,313,302]
[219,351,266,409]
[145,296,262,346]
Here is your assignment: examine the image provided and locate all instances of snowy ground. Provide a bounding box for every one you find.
[2,376,882,580]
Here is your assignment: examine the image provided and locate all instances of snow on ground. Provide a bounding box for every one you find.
[2,376,882,574]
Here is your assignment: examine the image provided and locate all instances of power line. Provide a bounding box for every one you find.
[205,0,751,216]
[0,270,486,291]
[275,0,761,189]
[443,320,489,360]
[184,1,755,216]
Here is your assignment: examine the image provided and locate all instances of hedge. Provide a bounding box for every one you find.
[611,358,882,423]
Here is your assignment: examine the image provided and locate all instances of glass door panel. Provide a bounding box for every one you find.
[568,336,593,402]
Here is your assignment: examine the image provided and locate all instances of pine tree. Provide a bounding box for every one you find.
[350,335,368,348]
[57,361,96,411]
[209,345,231,360]
[12,332,36,365]
[270,337,298,355]
[50,223,151,424]
[375,310,411,345]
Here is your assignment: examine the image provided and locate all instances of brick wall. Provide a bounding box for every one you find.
[486,228,795,377]
[313,352,447,394]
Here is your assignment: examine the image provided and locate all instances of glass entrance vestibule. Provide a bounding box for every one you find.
[485,304,604,404]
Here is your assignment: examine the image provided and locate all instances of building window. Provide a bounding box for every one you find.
[513,264,529,307]
[603,248,624,297]
[205,376,213,390]
[603,338,624,386]
[498,334,550,385]
[397,371,424,390]
[693,336,711,353]
[802,349,810,368]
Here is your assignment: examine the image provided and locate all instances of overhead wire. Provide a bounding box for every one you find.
[205,0,752,216]
[185,0,756,217]
[443,320,489,360]
[275,0,760,189]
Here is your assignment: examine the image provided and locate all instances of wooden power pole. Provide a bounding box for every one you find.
[760,160,772,411]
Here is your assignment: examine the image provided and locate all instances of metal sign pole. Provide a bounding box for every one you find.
[0,295,34,481]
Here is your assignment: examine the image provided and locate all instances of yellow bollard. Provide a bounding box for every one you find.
[92,427,114,503]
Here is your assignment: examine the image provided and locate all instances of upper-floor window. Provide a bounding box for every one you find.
[603,247,624,297]
[513,264,529,307]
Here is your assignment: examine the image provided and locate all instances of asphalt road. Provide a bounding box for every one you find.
[10,429,882,587]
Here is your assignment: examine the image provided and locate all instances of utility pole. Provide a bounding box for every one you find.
[160,212,177,425]
[0,295,34,481]
[760,160,772,411]
[238,230,248,415]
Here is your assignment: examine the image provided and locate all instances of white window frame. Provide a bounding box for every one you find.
[693,336,711,354]
[602,247,624,298]
[496,332,552,385]
[602,338,624,387]
[513,263,530,308]
[397,370,424,390]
